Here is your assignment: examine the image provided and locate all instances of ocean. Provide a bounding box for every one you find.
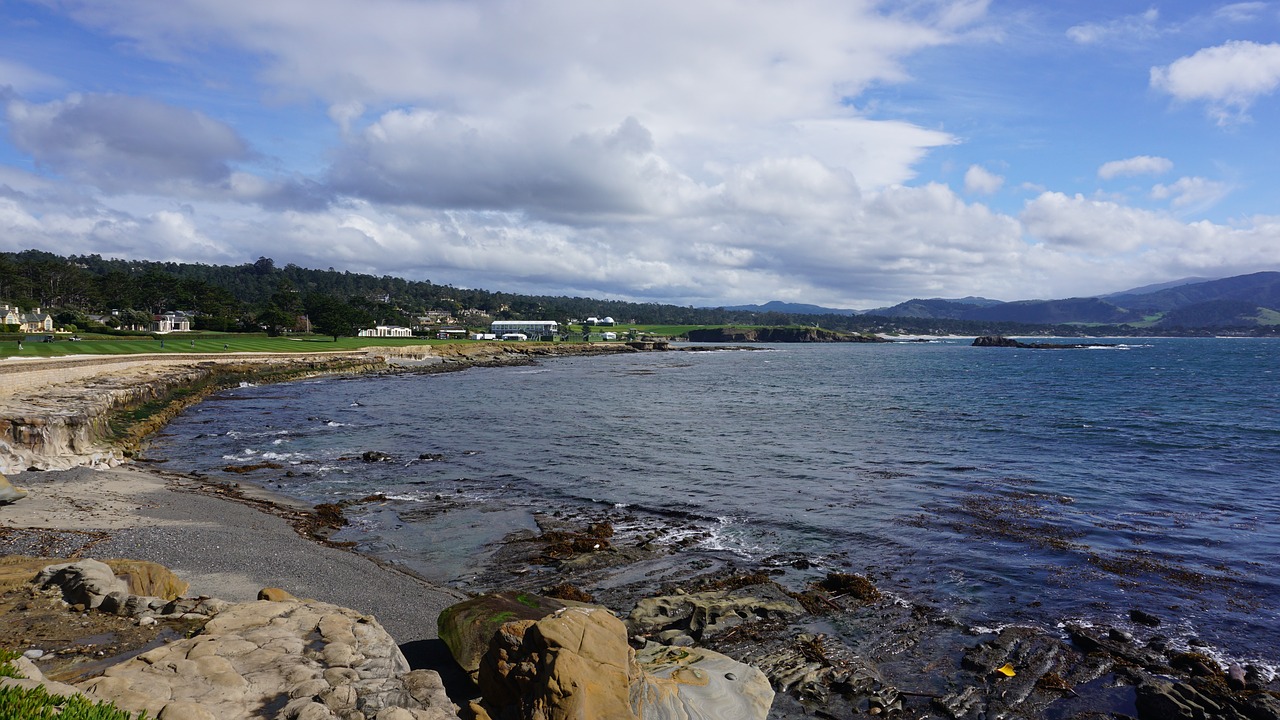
[146,338,1280,672]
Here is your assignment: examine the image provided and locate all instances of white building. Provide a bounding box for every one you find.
[490,320,558,337]
[151,311,193,333]
[358,325,413,337]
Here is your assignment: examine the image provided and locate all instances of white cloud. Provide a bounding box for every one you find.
[1066,8,1160,45]
[963,164,1004,194]
[1151,40,1280,124]
[1020,192,1278,284]
[1213,2,1267,22]
[1150,176,1231,212]
[1098,155,1173,179]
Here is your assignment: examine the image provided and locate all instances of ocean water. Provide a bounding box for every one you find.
[147,338,1280,668]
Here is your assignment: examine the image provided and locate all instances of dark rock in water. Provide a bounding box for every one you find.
[973,335,1021,347]
[361,450,392,463]
[1130,608,1162,627]
[972,335,1117,349]
[417,452,445,461]
[1228,662,1247,691]
[817,572,880,601]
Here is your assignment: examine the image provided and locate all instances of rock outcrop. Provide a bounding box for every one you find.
[972,335,1116,349]
[627,584,806,645]
[474,605,773,720]
[436,591,581,680]
[0,354,383,473]
[81,599,458,720]
[17,559,462,720]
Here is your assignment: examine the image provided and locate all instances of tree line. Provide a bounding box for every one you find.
[1,249,1091,338]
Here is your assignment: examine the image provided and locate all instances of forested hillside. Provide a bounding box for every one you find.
[2,249,1270,337]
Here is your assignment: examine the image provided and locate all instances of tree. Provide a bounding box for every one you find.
[305,294,370,341]
[256,305,295,337]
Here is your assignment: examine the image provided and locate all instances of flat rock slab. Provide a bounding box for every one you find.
[78,599,460,720]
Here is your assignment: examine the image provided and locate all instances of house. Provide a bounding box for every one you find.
[0,305,20,328]
[417,311,455,326]
[358,326,413,337]
[151,311,193,333]
[490,320,559,337]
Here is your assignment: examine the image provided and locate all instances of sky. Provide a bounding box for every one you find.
[2,1,1280,308]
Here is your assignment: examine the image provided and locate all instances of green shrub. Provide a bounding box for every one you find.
[0,648,21,679]
[0,683,150,719]
[0,648,149,718]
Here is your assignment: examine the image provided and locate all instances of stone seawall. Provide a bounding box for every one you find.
[0,342,655,474]
[0,353,384,474]
[0,351,368,397]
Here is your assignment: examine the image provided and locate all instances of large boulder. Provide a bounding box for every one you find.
[479,607,636,720]
[79,599,460,720]
[0,472,28,504]
[476,606,773,720]
[437,592,579,679]
[633,642,775,720]
[35,559,129,610]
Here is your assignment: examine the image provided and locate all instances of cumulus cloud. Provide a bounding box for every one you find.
[5,93,248,192]
[1151,40,1280,124]
[963,164,1004,194]
[1020,192,1277,282]
[1098,155,1173,179]
[1150,176,1231,212]
[1066,8,1160,45]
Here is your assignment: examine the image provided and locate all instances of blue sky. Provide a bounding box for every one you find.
[2,1,1279,307]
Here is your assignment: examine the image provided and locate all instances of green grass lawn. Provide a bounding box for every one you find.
[0,334,455,359]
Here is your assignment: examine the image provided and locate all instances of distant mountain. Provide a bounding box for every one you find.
[861,273,1280,326]
[1107,271,1280,313]
[962,297,1137,324]
[1154,299,1270,328]
[721,300,859,315]
[862,298,1001,320]
[1100,277,1213,299]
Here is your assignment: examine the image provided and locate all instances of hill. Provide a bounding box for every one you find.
[721,301,859,315]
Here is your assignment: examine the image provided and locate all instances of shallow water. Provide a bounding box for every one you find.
[149,338,1280,669]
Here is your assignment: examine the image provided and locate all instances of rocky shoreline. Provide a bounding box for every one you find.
[0,341,715,474]
[3,342,1279,719]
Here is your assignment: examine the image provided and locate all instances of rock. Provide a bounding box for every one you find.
[0,472,28,504]
[973,335,1022,347]
[260,587,299,601]
[633,642,774,720]
[76,599,460,720]
[35,559,129,610]
[477,606,772,720]
[478,607,638,720]
[362,451,393,463]
[1130,608,1162,627]
[627,583,804,641]
[105,559,190,600]
[437,592,579,678]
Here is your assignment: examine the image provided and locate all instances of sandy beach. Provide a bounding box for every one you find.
[0,465,465,644]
